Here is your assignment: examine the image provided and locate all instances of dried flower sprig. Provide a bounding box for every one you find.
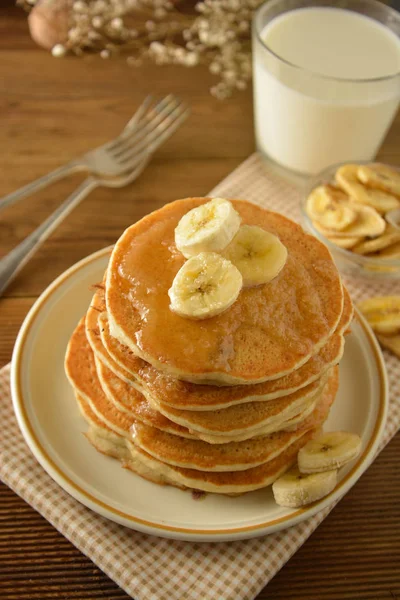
[18,0,262,98]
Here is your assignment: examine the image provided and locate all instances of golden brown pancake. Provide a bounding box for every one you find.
[286,366,339,433]
[77,391,316,494]
[85,288,133,384]
[66,318,194,439]
[124,434,314,494]
[131,422,310,472]
[94,354,197,440]
[99,308,344,410]
[148,377,325,437]
[106,198,344,384]
[93,282,351,410]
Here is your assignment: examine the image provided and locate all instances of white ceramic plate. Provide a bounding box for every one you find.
[11,248,388,542]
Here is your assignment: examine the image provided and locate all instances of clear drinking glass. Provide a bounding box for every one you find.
[252,0,400,175]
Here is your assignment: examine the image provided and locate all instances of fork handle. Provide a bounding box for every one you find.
[0,177,98,296]
[0,160,84,213]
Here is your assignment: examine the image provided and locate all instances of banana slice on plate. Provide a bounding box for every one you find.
[175,198,241,258]
[358,164,400,198]
[298,431,362,474]
[313,204,385,238]
[357,296,400,334]
[352,226,400,255]
[306,185,356,231]
[168,252,242,319]
[272,466,337,508]
[223,225,287,287]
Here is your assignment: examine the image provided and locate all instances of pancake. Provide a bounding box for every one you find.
[85,287,133,384]
[337,286,354,335]
[124,433,314,494]
[94,354,197,440]
[95,331,322,443]
[146,377,325,437]
[99,308,344,409]
[285,366,339,433]
[75,393,187,489]
[131,421,310,472]
[78,392,315,494]
[66,318,195,439]
[106,198,344,384]
[75,392,131,461]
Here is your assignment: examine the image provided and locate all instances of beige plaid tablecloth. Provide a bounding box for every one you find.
[1,153,399,600]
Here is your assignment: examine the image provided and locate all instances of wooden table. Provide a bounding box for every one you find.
[1,3,399,599]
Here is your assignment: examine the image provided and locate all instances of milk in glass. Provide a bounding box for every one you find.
[253,6,400,174]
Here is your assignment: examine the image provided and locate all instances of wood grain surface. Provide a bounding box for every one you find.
[0,2,399,599]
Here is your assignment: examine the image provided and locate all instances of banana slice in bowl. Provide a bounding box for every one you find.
[313,204,386,238]
[175,197,241,258]
[306,185,356,231]
[223,225,288,287]
[168,252,242,320]
[357,164,400,198]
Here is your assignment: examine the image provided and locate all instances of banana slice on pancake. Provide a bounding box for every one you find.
[168,252,242,319]
[357,164,400,199]
[272,466,337,508]
[306,185,356,231]
[357,295,400,334]
[175,197,241,258]
[298,431,362,474]
[223,225,288,287]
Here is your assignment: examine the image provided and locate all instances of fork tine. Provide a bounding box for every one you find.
[110,96,181,158]
[112,98,183,161]
[124,95,154,131]
[116,104,190,171]
[115,103,187,165]
[108,95,177,152]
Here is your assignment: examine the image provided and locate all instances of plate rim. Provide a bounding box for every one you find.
[10,247,389,541]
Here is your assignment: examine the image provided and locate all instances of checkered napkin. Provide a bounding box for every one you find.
[1,153,399,600]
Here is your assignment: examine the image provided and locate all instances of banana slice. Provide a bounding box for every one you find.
[358,164,400,198]
[168,252,242,319]
[306,185,355,231]
[223,225,288,287]
[357,296,400,334]
[175,198,241,258]
[298,431,362,474]
[352,226,400,255]
[379,241,400,259]
[313,204,385,238]
[324,234,364,250]
[358,189,400,215]
[272,466,337,508]
[336,164,400,213]
[377,333,400,359]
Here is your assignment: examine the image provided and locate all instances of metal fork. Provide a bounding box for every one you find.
[0,97,189,295]
[0,94,184,213]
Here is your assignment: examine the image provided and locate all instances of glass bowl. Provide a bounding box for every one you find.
[301,161,400,280]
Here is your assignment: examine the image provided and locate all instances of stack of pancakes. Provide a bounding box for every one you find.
[65,198,353,495]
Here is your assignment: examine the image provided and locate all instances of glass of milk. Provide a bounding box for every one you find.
[252,0,400,175]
